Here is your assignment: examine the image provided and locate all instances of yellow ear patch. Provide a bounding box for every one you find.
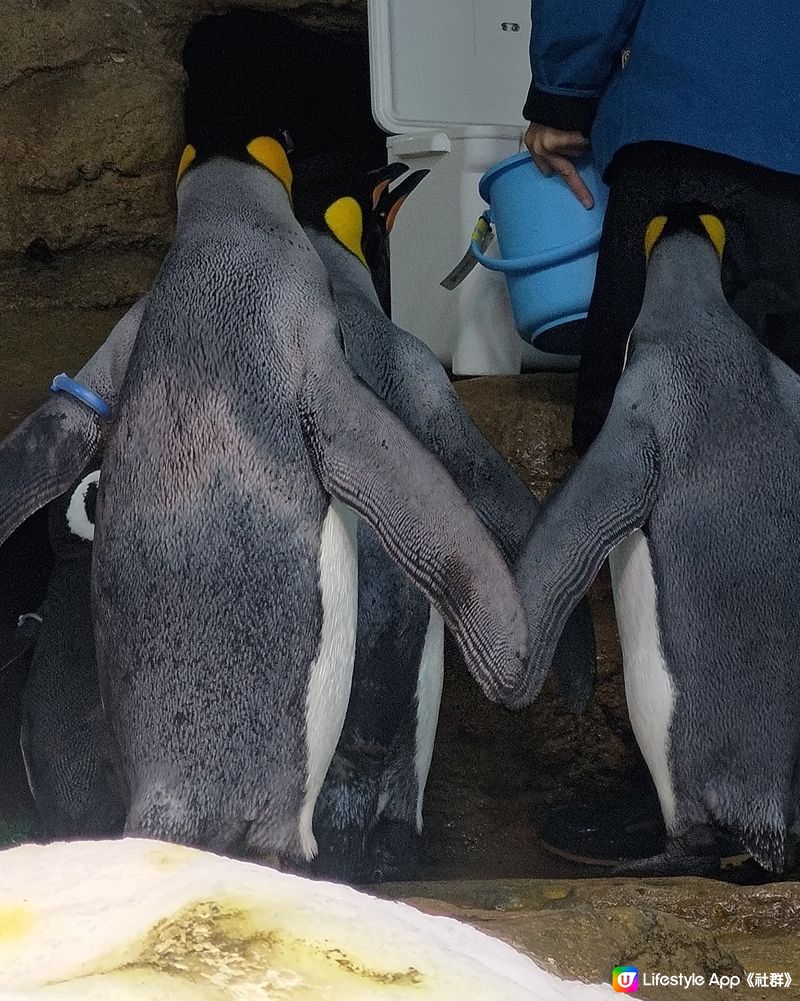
[644,215,668,260]
[176,144,196,187]
[324,197,368,268]
[699,213,726,259]
[246,136,293,196]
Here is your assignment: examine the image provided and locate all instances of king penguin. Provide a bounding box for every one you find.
[19,459,124,838]
[294,160,597,879]
[0,298,144,837]
[514,204,800,874]
[0,96,529,862]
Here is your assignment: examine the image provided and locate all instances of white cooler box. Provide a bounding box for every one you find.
[368,0,576,375]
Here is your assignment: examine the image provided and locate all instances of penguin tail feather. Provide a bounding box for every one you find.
[125,785,202,845]
[705,783,788,873]
[742,825,786,874]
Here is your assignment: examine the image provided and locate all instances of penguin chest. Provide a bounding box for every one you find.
[608,530,677,829]
[300,499,359,859]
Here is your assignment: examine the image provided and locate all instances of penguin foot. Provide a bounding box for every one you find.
[610,826,719,878]
[535,778,666,868]
[611,830,777,883]
[309,762,380,884]
[611,844,721,879]
[252,852,283,871]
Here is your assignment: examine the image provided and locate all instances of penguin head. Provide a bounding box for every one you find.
[182,10,383,162]
[179,11,303,197]
[644,202,726,264]
[48,463,102,557]
[293,158,429,272]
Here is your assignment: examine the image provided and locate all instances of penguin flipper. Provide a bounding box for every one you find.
[340,302,601,711]
[0,397,103,550]
[515,406,660,705]
[0,297,145,549]
[300,343,527,708]
[336,293,540,559]
[336,297,597,712]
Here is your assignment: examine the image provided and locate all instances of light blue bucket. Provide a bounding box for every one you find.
[471,152,608,353]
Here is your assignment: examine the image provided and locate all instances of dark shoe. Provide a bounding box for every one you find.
[536,783,666,868]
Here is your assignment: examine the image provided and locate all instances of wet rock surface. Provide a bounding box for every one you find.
[381,878,800,1001]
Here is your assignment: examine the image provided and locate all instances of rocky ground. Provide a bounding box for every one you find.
[386,878,800,1001]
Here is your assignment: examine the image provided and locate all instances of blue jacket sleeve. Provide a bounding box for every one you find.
[524,0,645,132]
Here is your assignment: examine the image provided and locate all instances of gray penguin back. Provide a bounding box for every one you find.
[622,239,800,851]
[90,161,348,852]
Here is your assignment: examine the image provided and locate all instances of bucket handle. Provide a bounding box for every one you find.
[470,211,603,275]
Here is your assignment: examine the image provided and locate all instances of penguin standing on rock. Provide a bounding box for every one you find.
[0,109,529,861]
[294,161,596,879]
[514,204,800,875]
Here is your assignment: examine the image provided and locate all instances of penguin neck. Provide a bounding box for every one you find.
[304,228,381,307]
[632,232,732,362]
[629,233,754,373]
[176,159,294,230]
[640,232,727,322]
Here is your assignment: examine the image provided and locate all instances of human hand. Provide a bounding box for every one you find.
[524,122,594,209]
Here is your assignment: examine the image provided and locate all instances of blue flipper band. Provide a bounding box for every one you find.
[50,373,112,420]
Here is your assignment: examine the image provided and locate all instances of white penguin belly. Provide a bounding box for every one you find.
[414,608,445,831]
[609,530,677,829]
[299,500,359,859]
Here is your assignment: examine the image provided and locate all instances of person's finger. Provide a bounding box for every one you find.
[532,134,587,162]
[540,130,589,153]
[547,153,595,208]
[552,140,591,157]
[531,153,554,177]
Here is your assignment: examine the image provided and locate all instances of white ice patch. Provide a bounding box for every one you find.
[299,500,358,859]
[609,530,677,829]
[414,609,444,832]
[0,837,617,998]
[66,469,100,542]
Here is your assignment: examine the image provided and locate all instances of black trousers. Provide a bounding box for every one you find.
[573,142,800,455]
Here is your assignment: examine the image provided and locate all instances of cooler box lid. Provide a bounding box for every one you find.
[368,0,531,134]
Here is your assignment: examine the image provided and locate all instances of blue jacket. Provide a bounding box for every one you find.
[525,0,800,178]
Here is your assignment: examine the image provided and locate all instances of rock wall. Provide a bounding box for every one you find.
[0,0,366,311]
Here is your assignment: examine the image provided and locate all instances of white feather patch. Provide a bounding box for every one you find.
[609,530,677,829]
[414,609,444,832]
[299,500,358,859]
[66,469,100,542]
